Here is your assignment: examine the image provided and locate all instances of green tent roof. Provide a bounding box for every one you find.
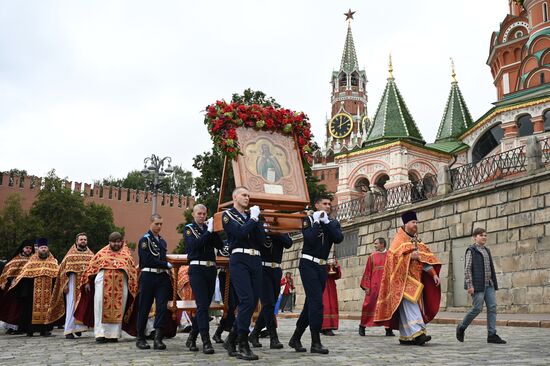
[426,140,469,154]
[435,80,474,142]
[366,76,424,144]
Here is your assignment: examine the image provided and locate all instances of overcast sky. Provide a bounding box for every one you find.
[0,0,509,184]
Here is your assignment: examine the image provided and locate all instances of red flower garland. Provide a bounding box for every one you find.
[204,100,316,161]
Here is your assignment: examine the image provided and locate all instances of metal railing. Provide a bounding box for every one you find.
[334,174,438,221]
[333,195,371,221]
[450,145,526,191]
[386,174,438,208]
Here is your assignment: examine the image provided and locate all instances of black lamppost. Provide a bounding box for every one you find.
[141,154,174,215]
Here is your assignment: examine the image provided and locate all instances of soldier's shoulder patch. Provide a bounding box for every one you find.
[303,219,310,228]
[140,241,148,249]
[223,214,230,224]
[185,228,192,236]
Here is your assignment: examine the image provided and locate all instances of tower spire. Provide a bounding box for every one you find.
[450,57,457,83]
[435,59,474,143]
[388,53,394,79]
[340,11,359,73]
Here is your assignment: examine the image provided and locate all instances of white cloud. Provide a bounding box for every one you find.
[0,0,509,183]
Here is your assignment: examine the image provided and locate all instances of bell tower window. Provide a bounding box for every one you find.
[339,73,347,87]
[351,72,359,87]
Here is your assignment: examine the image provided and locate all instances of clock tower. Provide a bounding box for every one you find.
[326,10,369,153]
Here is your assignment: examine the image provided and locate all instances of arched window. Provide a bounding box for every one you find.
[517,114,534,137]
[351,72,359,87]
[544,110,550,132]
[375,174,389,191]
[339,73,347,87]
[423,173,437,197]
[354,177,370,192]
[472,123,504,163]
[544,2,549,22]
[408,171,420,183]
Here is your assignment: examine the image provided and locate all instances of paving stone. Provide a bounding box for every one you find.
[1,318,550,365]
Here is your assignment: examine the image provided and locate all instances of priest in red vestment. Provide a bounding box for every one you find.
[359,237,394,336]
[0,239,35,334]
[47,233,94,338]
[74,232,138,342]
[374,211,442,346]
[320,259,341,336]
[7,238,59,336]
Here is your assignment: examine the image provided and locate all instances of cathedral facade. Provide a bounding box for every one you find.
[313,0,550,205]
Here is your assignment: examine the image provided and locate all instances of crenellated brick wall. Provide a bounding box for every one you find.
[282,169,550,314]
[0,173,193,256]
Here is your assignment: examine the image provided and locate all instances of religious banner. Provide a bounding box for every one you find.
[203,100,314,232]
[232,127,309,205]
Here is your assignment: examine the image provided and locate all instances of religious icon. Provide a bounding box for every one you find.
[230,127,308,204]
[256,143,284,183]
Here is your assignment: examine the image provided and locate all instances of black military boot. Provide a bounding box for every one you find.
[136,331,151,350]
[236,333,259,361]
[487,333,506,344]
[456,324,465,342]
[153,328,166,350]
[223,330,238,357]
[358,325,366,336]
[310,331,329,354]
[385,328,395,337]
[269,328,283,349]
[185,329,199,352]
[201,332,215,354]
[212,324,224,344]
[288,327,307,352]
[249,324,262,348]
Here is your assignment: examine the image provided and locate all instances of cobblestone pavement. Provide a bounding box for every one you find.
[1,318,549,365]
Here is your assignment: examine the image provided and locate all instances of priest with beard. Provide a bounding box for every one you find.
[374,211,442,346]
[0,239,35,334]
[7,238,59,336]
[47,232,94,339]
[74,232,138,343]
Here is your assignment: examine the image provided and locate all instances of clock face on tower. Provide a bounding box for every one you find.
[329,113,354,139]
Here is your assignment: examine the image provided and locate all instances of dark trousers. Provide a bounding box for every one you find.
[229,253,262,335]
[280,294,293,312]
[296,258,327,332]
[217,270,237,331]
[137,272,171,334]
[189,265,217,335]
[254,267,282,331]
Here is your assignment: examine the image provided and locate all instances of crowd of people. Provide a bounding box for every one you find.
[0,186,506,362]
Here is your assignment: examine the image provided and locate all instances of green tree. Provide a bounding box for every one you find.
[230,88,281,108]
[0,194,37,259]
[83,202,123,252]
[164,166,193,196]
[102,166,193,196]
[193,147,229,214]
[30,170,121,256]
[174,208,193,254]
[303,162,331,206]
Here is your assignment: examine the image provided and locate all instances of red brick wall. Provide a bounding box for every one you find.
[0,173,193,258]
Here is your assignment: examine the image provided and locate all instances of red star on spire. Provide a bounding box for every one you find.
[344,9,356,21]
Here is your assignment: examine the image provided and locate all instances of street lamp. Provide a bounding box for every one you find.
[141,154,174,215]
